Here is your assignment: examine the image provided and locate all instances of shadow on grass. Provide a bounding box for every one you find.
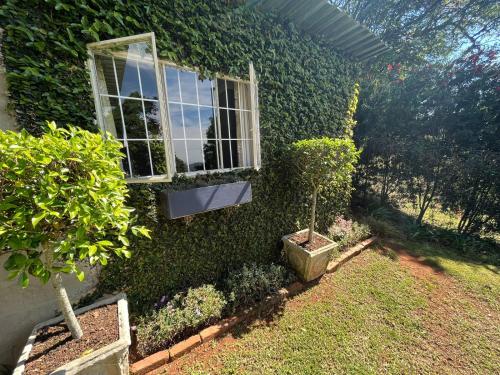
[353,201,499,270]
[221,279,321,340]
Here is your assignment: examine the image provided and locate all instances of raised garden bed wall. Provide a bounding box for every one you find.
[0,0,360,314]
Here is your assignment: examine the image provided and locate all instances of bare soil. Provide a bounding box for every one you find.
[24,303,119,374]
[288,231,331,251]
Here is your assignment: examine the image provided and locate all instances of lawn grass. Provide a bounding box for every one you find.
[403,240,500,308]
[163,241,499,375]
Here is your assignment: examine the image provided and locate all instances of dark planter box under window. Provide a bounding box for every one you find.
[160,181,252,219]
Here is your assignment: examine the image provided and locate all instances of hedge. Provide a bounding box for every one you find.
[0,0,359,312]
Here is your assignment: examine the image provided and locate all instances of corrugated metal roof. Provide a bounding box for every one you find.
[246,0,389,61]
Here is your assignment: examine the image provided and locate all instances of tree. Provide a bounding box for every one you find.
[291,137,360,243]
[0,123,150,339]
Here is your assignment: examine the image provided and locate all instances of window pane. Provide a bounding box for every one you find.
[203,139,218,170]
[120,147,131,177]
[232,140,253,168]
[226,80,236,109]
[94,54,118,96]
[244,140,254,167]
[115,57,141,98]
[139,62,158,99]
[112,41,154,98]
[165,67,180,101]
[100,96,123,139]
[150,141,167,175]
[183,104,201,139]
[186,140,204,171]
[169,103,183,139]
[121,98,146,139]
[217,79,226,107]
[144,101,162,139]
[173,140,188,173]
[128,141,152,177]
[199,107,215,139]
[240,110,252,139]
[231,139,239,167]
[219,109,229,138]
[221,139,231,169]
[198,78,214,106]
[239,82,252,110]
[228,109,238,139]
[179,71,197,104]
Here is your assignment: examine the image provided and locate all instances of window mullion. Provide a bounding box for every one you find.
[213,79,223,170]
[177,70,190,172]
[194,74,206,171]
[237,82,246,167]
[136,60,154,176]
[112,56,134,177]
[225,80,233,169]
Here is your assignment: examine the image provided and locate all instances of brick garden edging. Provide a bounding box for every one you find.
[130,236,378,375]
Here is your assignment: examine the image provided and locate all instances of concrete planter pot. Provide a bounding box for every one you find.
[13,293,130,375]
[283,229,338,282]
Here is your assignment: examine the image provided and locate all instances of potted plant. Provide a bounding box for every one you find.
[0,123,150,374]
[283,137,359,281]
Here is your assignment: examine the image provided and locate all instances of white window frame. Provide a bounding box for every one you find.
[87,32,260,183]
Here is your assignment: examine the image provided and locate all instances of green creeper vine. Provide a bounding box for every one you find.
[0,0,360,312]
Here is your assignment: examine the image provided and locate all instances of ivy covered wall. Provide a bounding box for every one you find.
[0,0,359,312]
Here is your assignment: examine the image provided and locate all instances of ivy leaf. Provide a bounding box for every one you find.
[76,270,85,282]
[31,212,46,228]
[19,272,30,288]
[5,253,27,271]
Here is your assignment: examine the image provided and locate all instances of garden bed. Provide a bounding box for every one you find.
[130,236,377,374]
[24,304,119,374]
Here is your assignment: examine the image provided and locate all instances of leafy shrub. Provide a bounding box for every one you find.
[0,123,149,339]
[136,285,226,356]
[224,263,294,313]
[291,137,360,242]
[328,216,371,251]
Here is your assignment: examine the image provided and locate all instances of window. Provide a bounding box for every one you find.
[87,33,260,182]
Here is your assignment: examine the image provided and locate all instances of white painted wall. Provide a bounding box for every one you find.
[0,257,99,367]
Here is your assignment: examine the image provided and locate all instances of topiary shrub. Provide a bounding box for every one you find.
[224,263,294,313]
[291,137,360,243]
[136,284,226,356]
[0,123,149,339]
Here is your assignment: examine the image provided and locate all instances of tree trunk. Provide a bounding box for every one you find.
[308,187,318,243]
[52,273,83,340]
[42,241,83,340]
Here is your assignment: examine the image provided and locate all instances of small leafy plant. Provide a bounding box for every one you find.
[0,123,150,339]
[291,137,360,243]
[224,263,293,313]
[136,285,226,356]
[328,217,371,251]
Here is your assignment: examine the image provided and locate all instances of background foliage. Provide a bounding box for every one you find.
[0,0,359,311]
[331,0,499,240]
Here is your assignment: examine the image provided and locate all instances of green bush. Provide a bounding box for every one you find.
[224,263,294,313]
[291,137,360,242]
[136,285,226,356]
[328,217,371,252]
[0,123,149,338]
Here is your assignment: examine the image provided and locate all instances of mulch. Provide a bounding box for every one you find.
[288,231,331,251]
[24,303,119,374]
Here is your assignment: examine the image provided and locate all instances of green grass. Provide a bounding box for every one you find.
[404,240,500,308]
[164,242,499,375]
